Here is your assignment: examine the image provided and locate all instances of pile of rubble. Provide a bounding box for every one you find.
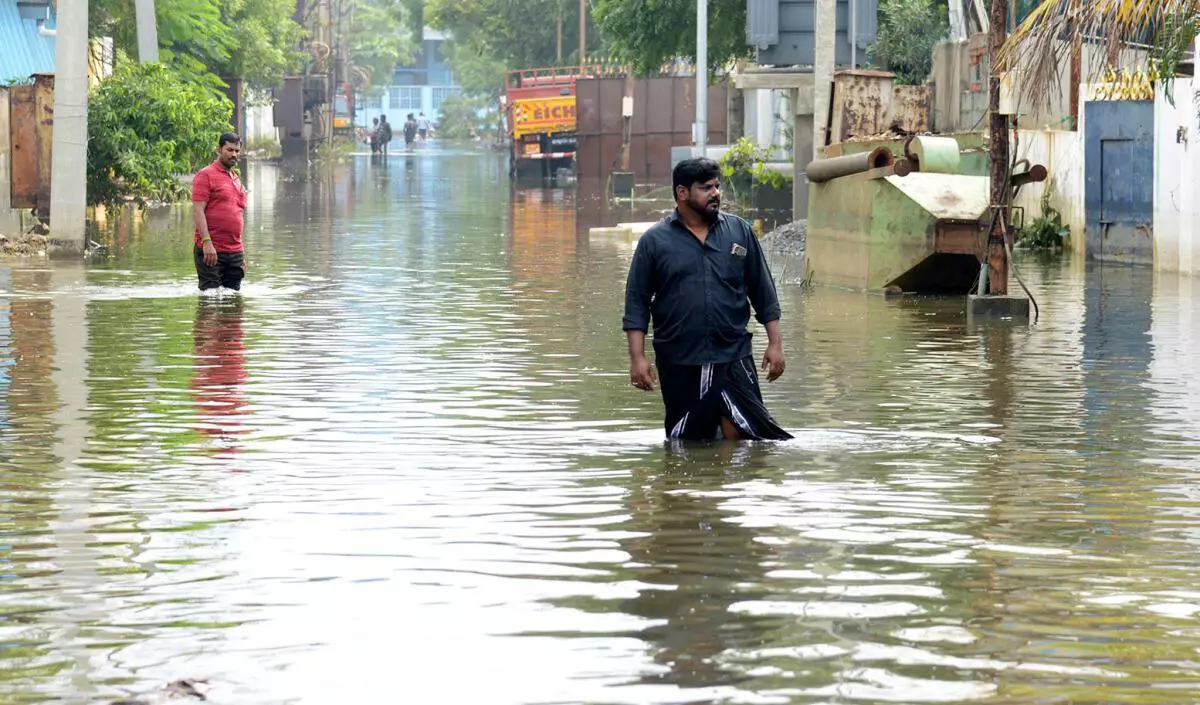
[762,219,806,258]
[0,232,49,257]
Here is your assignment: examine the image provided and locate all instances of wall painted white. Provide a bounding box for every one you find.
[1153,71,1200,276]
[1011,128,1085,255]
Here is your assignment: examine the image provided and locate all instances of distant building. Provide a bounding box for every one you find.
[356,27,461,129]
[0,0,56,81]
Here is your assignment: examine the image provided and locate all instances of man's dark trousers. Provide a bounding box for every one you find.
[195,247,245,291]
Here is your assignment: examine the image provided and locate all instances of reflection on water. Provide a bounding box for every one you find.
[1,150,1200,704]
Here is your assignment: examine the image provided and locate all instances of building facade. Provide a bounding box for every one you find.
[355,27,461,129]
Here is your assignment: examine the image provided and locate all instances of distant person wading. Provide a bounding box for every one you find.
[192,133,247,292]
[623,158,793,441]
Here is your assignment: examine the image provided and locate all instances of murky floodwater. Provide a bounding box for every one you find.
[2,146,1200,704]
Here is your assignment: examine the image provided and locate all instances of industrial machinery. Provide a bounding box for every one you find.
[804,135,1046,294]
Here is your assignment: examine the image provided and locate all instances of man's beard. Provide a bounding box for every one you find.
[689,196,720,222]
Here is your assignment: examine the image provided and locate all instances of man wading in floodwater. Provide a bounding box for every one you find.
[192,133,247,291]
[623,158,793,441]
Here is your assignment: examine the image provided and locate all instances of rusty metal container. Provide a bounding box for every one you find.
[830,69,896,142]
[8,74,55,220]
[891,85,933,134]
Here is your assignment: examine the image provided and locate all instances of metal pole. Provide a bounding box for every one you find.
[696,0,707,156]
[134,0,159,63]
[578,0,586,67]
[50,0,88,251]
[987,0,1009,295]
[850,0,857,68]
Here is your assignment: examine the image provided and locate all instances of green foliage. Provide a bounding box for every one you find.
[1016,179,1069,250]
[1150,12,1200,105]
[436,93,499,139]
[219,0,306,88]
[592,0,750,75]
[88,62,234,207]
[441,40,508,97]
[428,0,601,95]
[718,137,792,191]
[869,0,948,85]
[349,0,419,90]
[90,0,304,92]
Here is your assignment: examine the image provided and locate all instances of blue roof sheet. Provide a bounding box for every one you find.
[0,0,56,82]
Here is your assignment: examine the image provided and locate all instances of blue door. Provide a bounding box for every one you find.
[1084,101,1154,265]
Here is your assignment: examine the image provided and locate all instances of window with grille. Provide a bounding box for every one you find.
[390,86,422,110]
[431,87,459,111]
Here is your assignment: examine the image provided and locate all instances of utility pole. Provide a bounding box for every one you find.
[812,0,835,160]
[849,0,857,68]
[986,0,1009,295]
[696,0,707,156]
[578,0,586,67]
[134,0,159,62]
[1068,0,1081,130]
[50,0,88,251]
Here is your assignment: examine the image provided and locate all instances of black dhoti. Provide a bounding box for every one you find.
[656,355,793,441]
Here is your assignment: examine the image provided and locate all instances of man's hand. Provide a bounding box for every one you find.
[630,355,657,391]
[762,341,785,382]
[202,240,218,267]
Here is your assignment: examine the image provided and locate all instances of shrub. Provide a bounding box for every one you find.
[1016,179,1069,250]
[718,137,792,192]
[436,92,498,140]
[88,61,234,207]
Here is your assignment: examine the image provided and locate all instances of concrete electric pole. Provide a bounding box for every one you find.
[49,0,88,251]
[579,0,586,67]
[696,0,707,156]
[812,0,836,161]
[134,0,159,63]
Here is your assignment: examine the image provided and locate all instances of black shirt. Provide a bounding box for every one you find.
[622,209,782,366]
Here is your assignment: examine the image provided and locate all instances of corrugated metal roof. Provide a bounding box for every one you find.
[0,0,56,83]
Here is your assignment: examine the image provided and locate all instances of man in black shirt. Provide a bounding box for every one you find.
[622,158,792,441]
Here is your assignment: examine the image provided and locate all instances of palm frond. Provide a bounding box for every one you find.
[999,0,1200,108]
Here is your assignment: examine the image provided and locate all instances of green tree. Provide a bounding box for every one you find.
[436,92,498,138]
[440,40,507,96]
[591,0,749,75]
[348,0,419,90]
[88,62,234,206]
[869,0,948,84]
[90,0,304,92]
[218,0,306,88]
[427,0,602,94]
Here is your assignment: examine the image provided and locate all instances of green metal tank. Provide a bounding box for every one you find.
[805,134,998,294]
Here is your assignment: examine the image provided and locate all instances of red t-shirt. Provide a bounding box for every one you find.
[192,161,247,253]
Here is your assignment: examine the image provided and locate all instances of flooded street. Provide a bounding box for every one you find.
[3,147,1200,704]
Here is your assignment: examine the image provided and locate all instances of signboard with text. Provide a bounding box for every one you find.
[511,96,577,138]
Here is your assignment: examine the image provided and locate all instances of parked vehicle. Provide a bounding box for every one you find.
[501,66,592,182]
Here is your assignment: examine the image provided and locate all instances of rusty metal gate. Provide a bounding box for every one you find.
[575,76,728,182]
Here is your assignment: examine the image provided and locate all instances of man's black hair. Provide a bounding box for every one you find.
[672,158,721,200]
[219,132,241,148]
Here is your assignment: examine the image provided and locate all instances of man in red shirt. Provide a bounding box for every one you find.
[192,133,247,291]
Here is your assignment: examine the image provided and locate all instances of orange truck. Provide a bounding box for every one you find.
[502,66,591,181]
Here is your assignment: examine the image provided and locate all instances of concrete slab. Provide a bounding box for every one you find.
[588,226,633,238]
[967,294,1031,319]
[615,222,658,237]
